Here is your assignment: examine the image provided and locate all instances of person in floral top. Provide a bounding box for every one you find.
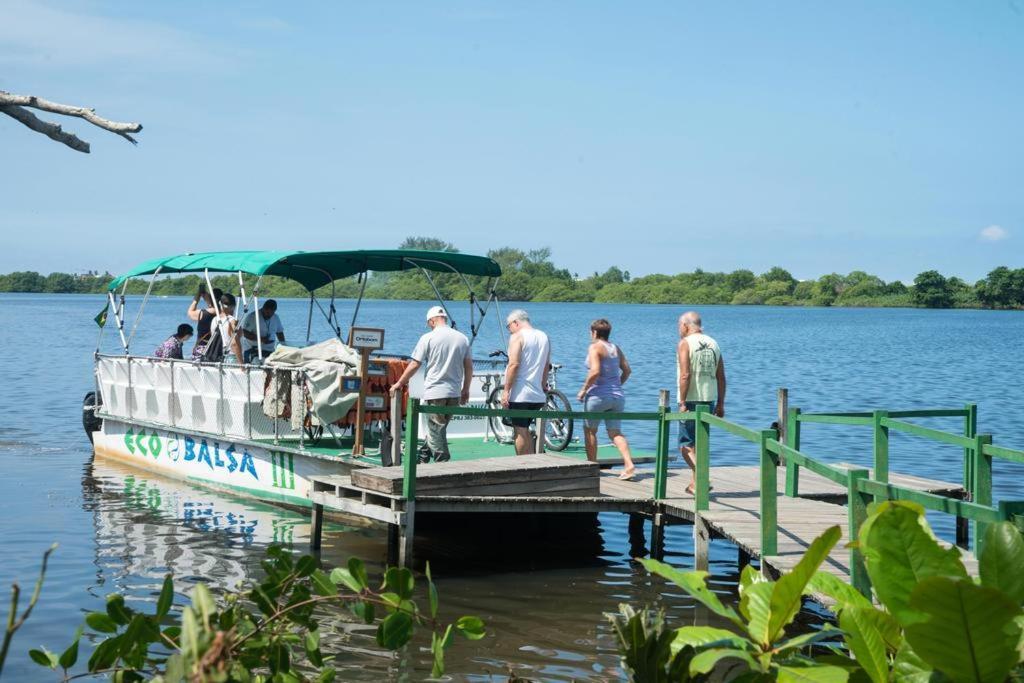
[154,324,194,360]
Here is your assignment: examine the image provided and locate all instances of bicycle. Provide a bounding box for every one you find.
[479,350,574,451]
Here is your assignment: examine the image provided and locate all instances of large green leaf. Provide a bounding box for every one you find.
[891,642,941,683]
[904,576,1021,683]
[775,663,850,682]
[689,648,760,676]
[840,607,892,683]
[156,574,174,618]
[768,527,842,643]
[743,581,774,647]
[774,626,842,656]
[376,611,414,649]
[670,625,749,656]
[979,522,1024,604]
[805,571,872,614]
[859,502,967,625]
[640,559,743,627]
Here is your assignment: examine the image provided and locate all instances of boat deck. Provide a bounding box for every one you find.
[254,435,656,468]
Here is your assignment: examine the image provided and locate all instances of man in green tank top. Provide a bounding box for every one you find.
[676,311,727,494]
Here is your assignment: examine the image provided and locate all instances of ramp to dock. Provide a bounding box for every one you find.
[351,454,600,497]
[309,456,976,603]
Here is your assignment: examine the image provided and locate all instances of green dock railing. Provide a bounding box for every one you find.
[403,392,1024,597]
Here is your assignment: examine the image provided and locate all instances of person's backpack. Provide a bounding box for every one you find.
[200,323,225,363]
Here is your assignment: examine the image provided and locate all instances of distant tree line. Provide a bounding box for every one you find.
[1,238,1022,309]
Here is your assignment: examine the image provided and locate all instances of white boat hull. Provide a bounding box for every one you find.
[93,419,354,508]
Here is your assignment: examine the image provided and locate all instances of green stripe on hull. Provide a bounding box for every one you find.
[186,476,312,508]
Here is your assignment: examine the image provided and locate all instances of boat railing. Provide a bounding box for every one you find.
[94,353,315,448]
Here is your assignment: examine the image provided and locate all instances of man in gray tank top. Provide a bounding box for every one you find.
[501,309,551,455]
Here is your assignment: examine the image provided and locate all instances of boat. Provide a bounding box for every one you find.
[83,249,519,508]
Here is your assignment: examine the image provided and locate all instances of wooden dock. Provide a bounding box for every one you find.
[308,453,976,601]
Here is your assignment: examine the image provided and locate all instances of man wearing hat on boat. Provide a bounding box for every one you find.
[390,306,473,463]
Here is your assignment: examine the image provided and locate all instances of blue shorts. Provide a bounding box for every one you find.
[679,401,716,448]
[583,394,625,431]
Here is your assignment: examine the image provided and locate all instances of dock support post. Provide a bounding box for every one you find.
[759,429,779,561]
[847,468,872,597]
[694,514,710,571]
[650,511,665,560]
[387,524,399,564]
[972,434,993,558]
[872,410,889,484]
[398,398,419,568]
[310,501,324,551]
[738,547,752,572]
[399,503,415,568]
[785,407,801,497]
[536,416,546,454]
[958,403,978,548]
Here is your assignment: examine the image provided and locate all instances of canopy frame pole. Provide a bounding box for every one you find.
[350,272,368,330]
[126,266,162,352]
[473,277,502,348]
[413,265,454,329]
[312,297,339,340]
[237,271,249,314]
[204,269,223,319]
[491,279,507,348]
[291,265,341,339]
[109,290,129,354]
[306,292,315,345]
[405,256,502,345]
[251,274,263,363]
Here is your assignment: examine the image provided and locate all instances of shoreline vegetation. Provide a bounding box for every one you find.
[2,237,1022,310]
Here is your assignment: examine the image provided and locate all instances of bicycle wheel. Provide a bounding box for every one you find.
[543,389,574,451]
[486,385,514,444]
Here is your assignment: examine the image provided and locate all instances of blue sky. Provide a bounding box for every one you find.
[1,1,1021,283]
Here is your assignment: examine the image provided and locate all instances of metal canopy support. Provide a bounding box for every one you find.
[109,290,129,354]
[292,265,341,340]
[252,276,262,362]
[413,264,455,329]
[350,272,369,330]
[204,269,224,319]
[306,292,315,345]
[127,266,163,351]
[237,271,249,314]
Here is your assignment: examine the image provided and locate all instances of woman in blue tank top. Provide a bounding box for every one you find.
[576,318,636,479]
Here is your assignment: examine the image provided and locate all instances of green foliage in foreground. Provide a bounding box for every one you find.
[18,546,483,682]
[1,236,1022,309]
[614,502,1024,682]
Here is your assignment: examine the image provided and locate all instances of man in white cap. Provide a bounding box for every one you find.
[390,306,473,462]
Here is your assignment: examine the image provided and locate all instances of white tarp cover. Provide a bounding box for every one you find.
[265,339,361,425]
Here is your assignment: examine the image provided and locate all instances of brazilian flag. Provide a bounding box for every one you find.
[94,301,110,328]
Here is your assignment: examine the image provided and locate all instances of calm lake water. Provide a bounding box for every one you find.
[1,294,1022,681]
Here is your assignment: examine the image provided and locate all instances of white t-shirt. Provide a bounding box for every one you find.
[241,311,284,353]
[410,325,470,401]
[509,327,550,403]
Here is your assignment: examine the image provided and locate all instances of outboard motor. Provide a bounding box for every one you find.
[83,391,102,443]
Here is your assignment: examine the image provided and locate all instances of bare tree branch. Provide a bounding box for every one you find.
[0,104,91,152]
[0,90,142,153]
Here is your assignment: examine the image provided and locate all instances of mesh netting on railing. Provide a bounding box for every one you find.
[95,355,312,446]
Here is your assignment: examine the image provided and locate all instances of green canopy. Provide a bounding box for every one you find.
[107,250,502,292]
